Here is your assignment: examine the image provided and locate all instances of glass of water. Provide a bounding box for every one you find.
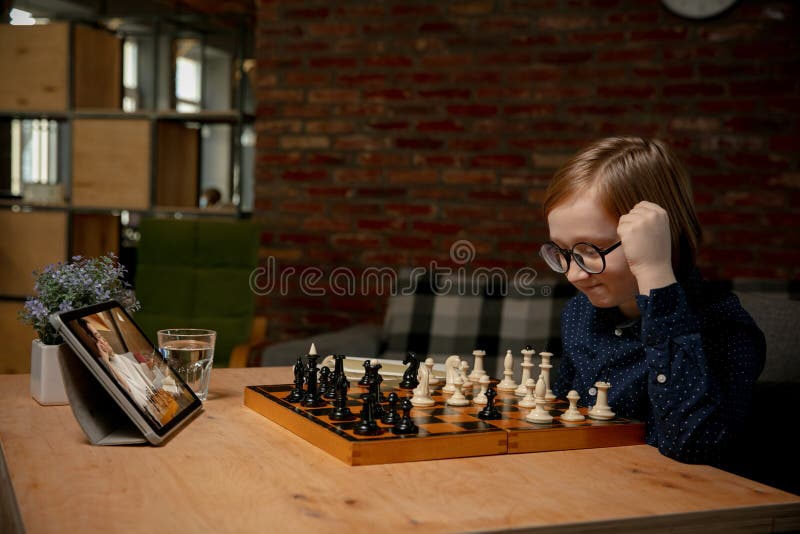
[157,329,216,401]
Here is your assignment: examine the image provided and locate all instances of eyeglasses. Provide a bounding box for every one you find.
[539,241,622,275]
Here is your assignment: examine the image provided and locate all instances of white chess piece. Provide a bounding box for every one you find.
[526,375,553,423]
[515,346,535,397]
[446,376,470,406]
[539,351,556,402]
[560,390,585,422]
[459,360,473,389]
[443,355,461,393]
[411,364,435,406]
[473,375,490,405]
[588,381,615,420]
[497,350,518,391]
[425,357,440,385]
[309,343,317,356]
[518,378,536,408]
[468,349,487,381]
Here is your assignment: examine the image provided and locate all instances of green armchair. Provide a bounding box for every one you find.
[133,217,264,367]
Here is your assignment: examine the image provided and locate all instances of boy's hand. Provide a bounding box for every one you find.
[617,201,677,295]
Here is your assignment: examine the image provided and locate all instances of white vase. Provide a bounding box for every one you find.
[30,339,69,406]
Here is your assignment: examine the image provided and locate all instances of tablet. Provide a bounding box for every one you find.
[50,300,203,445]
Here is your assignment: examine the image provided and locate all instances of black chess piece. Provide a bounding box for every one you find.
[329,373,355,421]
[354,393,382,435]
[477,385,503,420]
[286,356,305,402]
[381,392,401,425]
[399,352,420,390]
[331,355,346,389]
[391,398,418,435]
[358,359,372,386]
[319,366,332,398]
[302,352,326,407]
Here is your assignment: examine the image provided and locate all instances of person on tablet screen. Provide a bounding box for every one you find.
[77,318,178,425]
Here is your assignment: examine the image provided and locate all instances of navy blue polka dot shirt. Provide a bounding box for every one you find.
[553,270,766,466]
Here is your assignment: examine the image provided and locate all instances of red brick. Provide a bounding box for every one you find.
[597,48,657,62]
[337,74,388,87]
[284,7,329,19]
[412,221,463,235]
[307,153,347,165]
[368,121,410,131]
[631,28,688,41]
[386,203,436,217]
[334,136,388,151]
[418,88,471,99]
[308,89,360,103]
[307,23,357,37]
[569,31,625,44]
[632,65,693,78]
[420,54,473,68]
[279,233,328,246]
[392,5,440,16]
[663,83,725,97]
[365,89,411,100]
[331,234,383,249]
[364,56,414,68]
[257,152,302,165]
[538,50,593,64]
[725,153,789,170]
[306,186,350,197]
[414,154,457,167]
[443,170,497,184]
[468,189,524,202]
[309,57,358,69]
[282,170,328,182]
[388,170,440,184]
[357,218,406,231]
[476,87,532,99]
[358,153,412,166]
[356,187,407,198]
[510,34,560,46]
[420,21,460,33]
[598,85,656,99]
[697,210,761,226]
[446,104,498,117]
[395,137,446,150]
[387,235,436,249]
[302,217,352,232]
[410,187,464,200]
[470,154,527,168]
[305,120,355,134]
[449,138,499,152]
[334,169,382,184]
[417,120,466,132]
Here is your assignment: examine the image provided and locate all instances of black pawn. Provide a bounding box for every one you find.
[358,359,372,386]
[392,398,419,435]
[329,374,355,421]
[354,393,383,435]
[477,385,502,420]
[381,392,401,425]
[286,356,305,402]
[319,366,334,399]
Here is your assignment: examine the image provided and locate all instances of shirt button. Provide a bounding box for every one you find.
[588,387,597,396]
[614,329,623,336]
[657,374,667,384]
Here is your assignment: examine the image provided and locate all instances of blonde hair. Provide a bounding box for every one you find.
[543,137,702,279]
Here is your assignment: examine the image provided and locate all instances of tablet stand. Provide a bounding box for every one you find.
[58,346,147,445]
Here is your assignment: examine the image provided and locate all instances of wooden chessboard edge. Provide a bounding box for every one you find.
[244,386,356,465]
[508,420,646,453]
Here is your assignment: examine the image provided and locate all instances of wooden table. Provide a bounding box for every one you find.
[2,368,799,533]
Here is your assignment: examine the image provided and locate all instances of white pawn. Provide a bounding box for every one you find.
[539,351,556,402]
[468,349,487,381]
[411,364,435,406]
[526,375,553,423]
[560,390,585,422]
[497,350,518,391]
[443,355,461,393]
[589,381,615,420]
[515,346,535,397]
[518,378,536,408]
[446,376,470,406]
[459,360,473,389]
[425,357,440,385]
[473,375,490,405]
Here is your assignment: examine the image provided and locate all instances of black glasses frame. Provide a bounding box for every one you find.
[539,240,622,274]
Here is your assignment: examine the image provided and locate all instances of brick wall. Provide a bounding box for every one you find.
[254,0,800,342]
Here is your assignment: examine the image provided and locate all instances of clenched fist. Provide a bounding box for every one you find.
[617,201,677,295]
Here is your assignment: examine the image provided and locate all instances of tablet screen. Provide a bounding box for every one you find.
[59,302,201,436]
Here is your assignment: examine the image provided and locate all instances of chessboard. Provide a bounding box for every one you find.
[243,382,645,466]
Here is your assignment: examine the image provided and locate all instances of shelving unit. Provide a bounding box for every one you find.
[0,13,255,373]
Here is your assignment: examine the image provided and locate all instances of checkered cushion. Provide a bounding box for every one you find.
[380,272,575,377]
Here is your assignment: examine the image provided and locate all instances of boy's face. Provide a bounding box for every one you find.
[547,190,640,318]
